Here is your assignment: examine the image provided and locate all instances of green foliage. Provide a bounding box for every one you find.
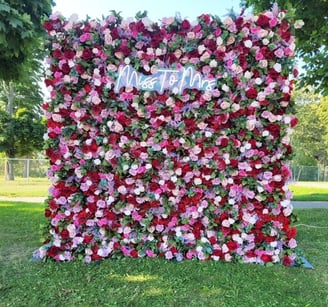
[0,79,45,158]
[1,201,328,306]
[291,89,328,166]
[0,0,54,81]
[241,0,328,95]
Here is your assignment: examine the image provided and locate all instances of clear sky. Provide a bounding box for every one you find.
[53,0,246,21]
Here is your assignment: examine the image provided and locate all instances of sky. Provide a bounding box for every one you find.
[53,0,246,21]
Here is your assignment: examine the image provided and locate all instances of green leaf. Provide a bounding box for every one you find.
[8,15,23,29]
[0,2,10,12]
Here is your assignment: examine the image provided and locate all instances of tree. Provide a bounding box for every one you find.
[0,74,45,180]
[0,0,54,80]
[291,89,328,168]
[241,0,328,95]
[0,0,54,180]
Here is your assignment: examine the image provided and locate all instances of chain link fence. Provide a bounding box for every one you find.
[0,158,48,181]
[290,165,328,182]
[0,158,327,182]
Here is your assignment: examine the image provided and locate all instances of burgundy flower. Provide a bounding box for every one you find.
[282,255,292,266]
[181,19,191,31]
[246,87,258,99]
[61,229,70,240]
[81,48,94,60]
[256,14,270,27]
[47,246,60,258]
[116,112,132,127]
[64,49,75,60]
[198,14,211,25]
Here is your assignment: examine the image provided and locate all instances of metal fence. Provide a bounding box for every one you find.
[0,158,48,180]
[290,165,328,182]
[0,158,327,182]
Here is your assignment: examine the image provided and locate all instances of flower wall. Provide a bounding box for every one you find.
[40,9,300,265]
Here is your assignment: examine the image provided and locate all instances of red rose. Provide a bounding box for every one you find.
[260,99,270,106]
[256,14,270,27]
[261,46,274,60]
[209,236,217,245]
[149,182,160,192]
[87,141,98,153]
[268,68,280,79]
[105,210,116,221]
[212,249,222,258]
[47,245,60,258]
[226,241,238,251]
[92,104,104,116]
[108,133,119,144]
[117,43,131,57]
[88,202,97,213]
[52,49,63,59]
[290,117,298,128]
[117,112,132,126]
[83,234,93,244]
[44,20,55,31]
[167,181,175,190]
[230,159,238,168]
[76,64,86,74]
[235,16,244,30]
[61,229,70,240]
[45,209,52,218]
[267,123,281,138]
[152,159,161,169]
[282,255,292,266]
[220,138,229,147]
[246,88,258,99]
[204,39,216,51]
[130,250,138,258]
[198,14,211,25]
[202,167,213,176]
[217,158,226,171]
[184,119,197,133]
[44,79,53,88]
[129,21,145,33]
[61,63,71,74]
[214,50,225,61]
[81,48,93,60]
[261,254,272,263]
[64,49,75,60]
[283,144,293,155]
[181,19,191,30]
[286,227,297,239]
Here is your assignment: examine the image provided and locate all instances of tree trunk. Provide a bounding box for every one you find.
[5,159,14,181]
[3,81,15,180]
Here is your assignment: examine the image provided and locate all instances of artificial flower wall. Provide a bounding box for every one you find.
[40,8,300,265]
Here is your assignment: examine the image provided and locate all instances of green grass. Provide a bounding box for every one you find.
[0,178,50,197]
[1,179,328,202]
[289,182,328,201]
[0,201,328,306]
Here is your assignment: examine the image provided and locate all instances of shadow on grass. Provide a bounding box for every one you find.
[293,194,328,201]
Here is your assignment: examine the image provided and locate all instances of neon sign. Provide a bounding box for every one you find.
[114,65,217,94]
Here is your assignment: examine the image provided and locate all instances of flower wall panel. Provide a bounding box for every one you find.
[40,9,299,265]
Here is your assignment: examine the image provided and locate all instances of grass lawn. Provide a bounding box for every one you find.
[289,182,328,201]
[0,201,327,306]
[1,179,328,201]
[0,178,50,198]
